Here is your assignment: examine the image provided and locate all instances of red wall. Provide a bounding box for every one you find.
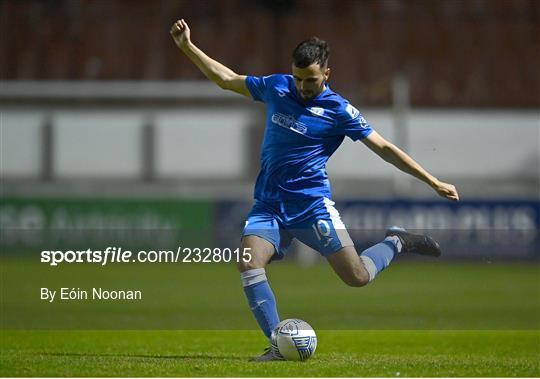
[1,0,538,107]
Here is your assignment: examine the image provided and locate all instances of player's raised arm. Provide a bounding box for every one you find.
[170,19,250,97]
[362,130,460,201]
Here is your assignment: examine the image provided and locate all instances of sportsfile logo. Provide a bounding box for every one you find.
[271,112,308,134]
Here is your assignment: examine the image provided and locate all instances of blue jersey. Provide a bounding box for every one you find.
[246,74,373,202]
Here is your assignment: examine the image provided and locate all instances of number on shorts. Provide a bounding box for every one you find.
[312,220,331,241]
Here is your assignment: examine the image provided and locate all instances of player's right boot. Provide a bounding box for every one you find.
[250,343,284,362]
[385,226,442,257]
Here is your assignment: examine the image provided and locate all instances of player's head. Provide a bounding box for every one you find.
[292,37,330,101]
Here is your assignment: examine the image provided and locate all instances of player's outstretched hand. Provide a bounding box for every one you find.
[433,181,460,201]
[170,19,191,49]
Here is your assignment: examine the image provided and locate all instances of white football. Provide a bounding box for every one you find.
[271,318,317,361]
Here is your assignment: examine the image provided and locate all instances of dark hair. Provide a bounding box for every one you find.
[292,37,329,68]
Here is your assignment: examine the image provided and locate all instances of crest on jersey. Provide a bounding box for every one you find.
[345,104,360,119]
[308,107,324,116]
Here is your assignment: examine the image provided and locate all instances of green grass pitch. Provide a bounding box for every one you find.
[1,330,538,376]
[1,260,539,376]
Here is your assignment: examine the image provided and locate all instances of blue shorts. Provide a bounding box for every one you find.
[241,197,354,260]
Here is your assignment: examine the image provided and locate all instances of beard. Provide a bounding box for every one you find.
[299,82,325,101]
[300,91,315,100]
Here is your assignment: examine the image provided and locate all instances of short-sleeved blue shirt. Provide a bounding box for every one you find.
[246,74,373,202]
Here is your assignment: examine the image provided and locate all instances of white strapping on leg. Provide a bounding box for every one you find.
[359,255,377,282]
[241,268,267,287]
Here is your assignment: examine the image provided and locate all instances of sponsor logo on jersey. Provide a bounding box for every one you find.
[271,112,308,134]
[307,107,324,116]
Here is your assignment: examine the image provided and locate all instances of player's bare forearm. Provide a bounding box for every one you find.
[383,144,459,201]
[170,19,249,97]
[363,131,459,201]
[381,144,435,184]
[180,41,237,88]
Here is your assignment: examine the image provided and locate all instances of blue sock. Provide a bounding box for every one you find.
[241,268,280,339]
[359,237,400,282]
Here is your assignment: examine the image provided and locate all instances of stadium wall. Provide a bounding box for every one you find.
[1,83,538,262]
[1,105,538,198]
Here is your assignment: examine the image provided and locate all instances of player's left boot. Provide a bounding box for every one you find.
[385,226,442,257]
[249,343,284,362]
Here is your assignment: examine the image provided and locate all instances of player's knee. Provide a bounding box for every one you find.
[343,269,369,287]
[344,278,368,287]
[236,258,262,273]
[236,251,267,272]
[237,236,273,273]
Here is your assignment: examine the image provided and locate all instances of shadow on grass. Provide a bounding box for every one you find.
[39,352,248,361]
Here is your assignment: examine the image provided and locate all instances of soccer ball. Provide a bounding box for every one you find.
[271,318,317,361]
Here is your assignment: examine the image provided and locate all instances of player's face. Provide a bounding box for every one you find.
[292,63,330,101]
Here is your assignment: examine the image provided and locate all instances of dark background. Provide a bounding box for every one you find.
[2,0,539,107]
